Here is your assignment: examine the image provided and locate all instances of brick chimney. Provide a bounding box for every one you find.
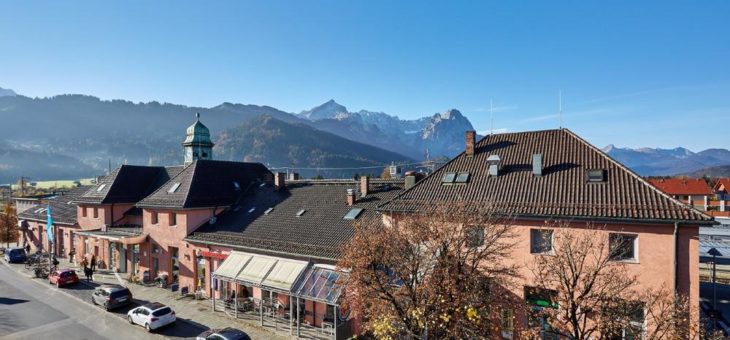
[465,130,476,157]
[346,188,356,206]
[360,176,370,197]
[274,172,286,190]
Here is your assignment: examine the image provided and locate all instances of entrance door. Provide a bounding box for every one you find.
[108,243,115,269]
[131,245,139,275]
[58,228,64,256]
[170,247,179,283]
[119,245,127,273]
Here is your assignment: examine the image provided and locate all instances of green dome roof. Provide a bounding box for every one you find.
[183,113,214,146]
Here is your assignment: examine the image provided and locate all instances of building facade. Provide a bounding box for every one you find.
[379,129,714,338]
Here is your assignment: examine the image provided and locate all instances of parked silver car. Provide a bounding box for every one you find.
[91,284,133,311]
[196,327,250,340]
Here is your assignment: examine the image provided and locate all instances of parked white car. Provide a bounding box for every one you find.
[127,302,176,332]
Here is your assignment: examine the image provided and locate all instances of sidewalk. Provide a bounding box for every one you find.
[56,258,289,340]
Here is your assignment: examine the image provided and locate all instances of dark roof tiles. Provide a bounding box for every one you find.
[379,129,713,223]
[18,186,90,225]
[185,180,403,260]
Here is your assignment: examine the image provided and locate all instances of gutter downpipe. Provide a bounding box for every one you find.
[673,222,679,296]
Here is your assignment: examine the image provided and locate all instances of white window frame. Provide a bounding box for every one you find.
[609,233,639,263]
[530,229,554,255]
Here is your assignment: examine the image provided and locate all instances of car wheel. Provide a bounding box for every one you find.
[145,323,151,332]
[128,316,133,324]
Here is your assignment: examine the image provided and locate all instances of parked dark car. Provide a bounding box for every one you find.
[91,284,133,310]
[196,327,250,340]
[4,247,27,263]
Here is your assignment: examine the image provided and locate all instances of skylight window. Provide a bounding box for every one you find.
[587,169,607,183]
[455,172,470,184]
[296,209,306,217]
[264,207,274,215]
[168,182,181,193]
[344,208,364,220]
[442,172,457,184]
[233,181,241,191]
[248,207,256,213]
[96,184,107,192]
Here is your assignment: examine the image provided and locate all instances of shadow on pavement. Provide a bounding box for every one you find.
[0,297,30,305]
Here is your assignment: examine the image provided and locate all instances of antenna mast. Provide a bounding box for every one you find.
[559,89,563,128]
[489,98,494,135]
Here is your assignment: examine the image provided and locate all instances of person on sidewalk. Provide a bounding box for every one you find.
[90,255,97,271]
[89,267,94,282]
[68,248,76,264]
[24,244,30,254]
[81,257,89,270]
[84,267,91,282]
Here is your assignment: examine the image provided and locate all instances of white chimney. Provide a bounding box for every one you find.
[487,155,501,176]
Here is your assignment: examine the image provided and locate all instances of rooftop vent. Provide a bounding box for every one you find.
[247,207,256,213]
[296,209,306,217]
[233,181,241,191]
[487,155,501,176]
[264,207,273,215]
[97,184,107,192]
[587,169,607,183]
[532,154,543,177]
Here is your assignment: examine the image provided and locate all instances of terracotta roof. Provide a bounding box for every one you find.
[74,165,182,204]
[185,179,404,260]
[379,129,713,224]
[18,186,90,225]
[137,160,270,209]
[714,179,730,193]
[648,178,712,196]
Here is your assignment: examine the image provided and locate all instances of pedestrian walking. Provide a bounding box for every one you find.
[89,268,94,282]
[91,255,97,271]
[69,248,76,264]
[84,267,91,282]
[81,257,89,270]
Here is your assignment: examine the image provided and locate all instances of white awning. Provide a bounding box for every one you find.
[235,256,277,285]
[261,258,309,291]
[213,251,252,280]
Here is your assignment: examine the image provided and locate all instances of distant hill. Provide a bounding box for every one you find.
[0,89,451,182]
[215,115,414,178]
[603,145,730,176]
[677,165,730,178]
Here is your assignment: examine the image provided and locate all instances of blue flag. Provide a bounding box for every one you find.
[46,205,53,245]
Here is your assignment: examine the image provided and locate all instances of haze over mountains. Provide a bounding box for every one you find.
[0,86,727,184]
[0,88,468,183]
[602,145,730,176]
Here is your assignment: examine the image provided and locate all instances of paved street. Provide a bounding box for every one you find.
[0,260,207,339]
[1,257,289,340]
[0,260,157,340]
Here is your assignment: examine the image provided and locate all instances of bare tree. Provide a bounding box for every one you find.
[527,223,702,340]
[338,203,521,339]
[0,202,19,248]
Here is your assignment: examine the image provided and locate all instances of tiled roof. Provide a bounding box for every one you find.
[185,179,404,260]
[714,179,730,193]
[648,178,713,196]
[137,160,271,209]
[18,186,90,225]
[379,129,713,223]
[75,165,182,204]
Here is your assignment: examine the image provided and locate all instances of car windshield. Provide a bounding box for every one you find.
[110,289,130,298]
[152,307,172,316]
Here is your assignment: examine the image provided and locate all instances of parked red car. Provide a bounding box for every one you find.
[49,268,79,287]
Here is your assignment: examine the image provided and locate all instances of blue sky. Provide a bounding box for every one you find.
[1,1,728,151]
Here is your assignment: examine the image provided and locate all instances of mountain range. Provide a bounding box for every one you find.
[0,88,468,183]
[602,145,730,176]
